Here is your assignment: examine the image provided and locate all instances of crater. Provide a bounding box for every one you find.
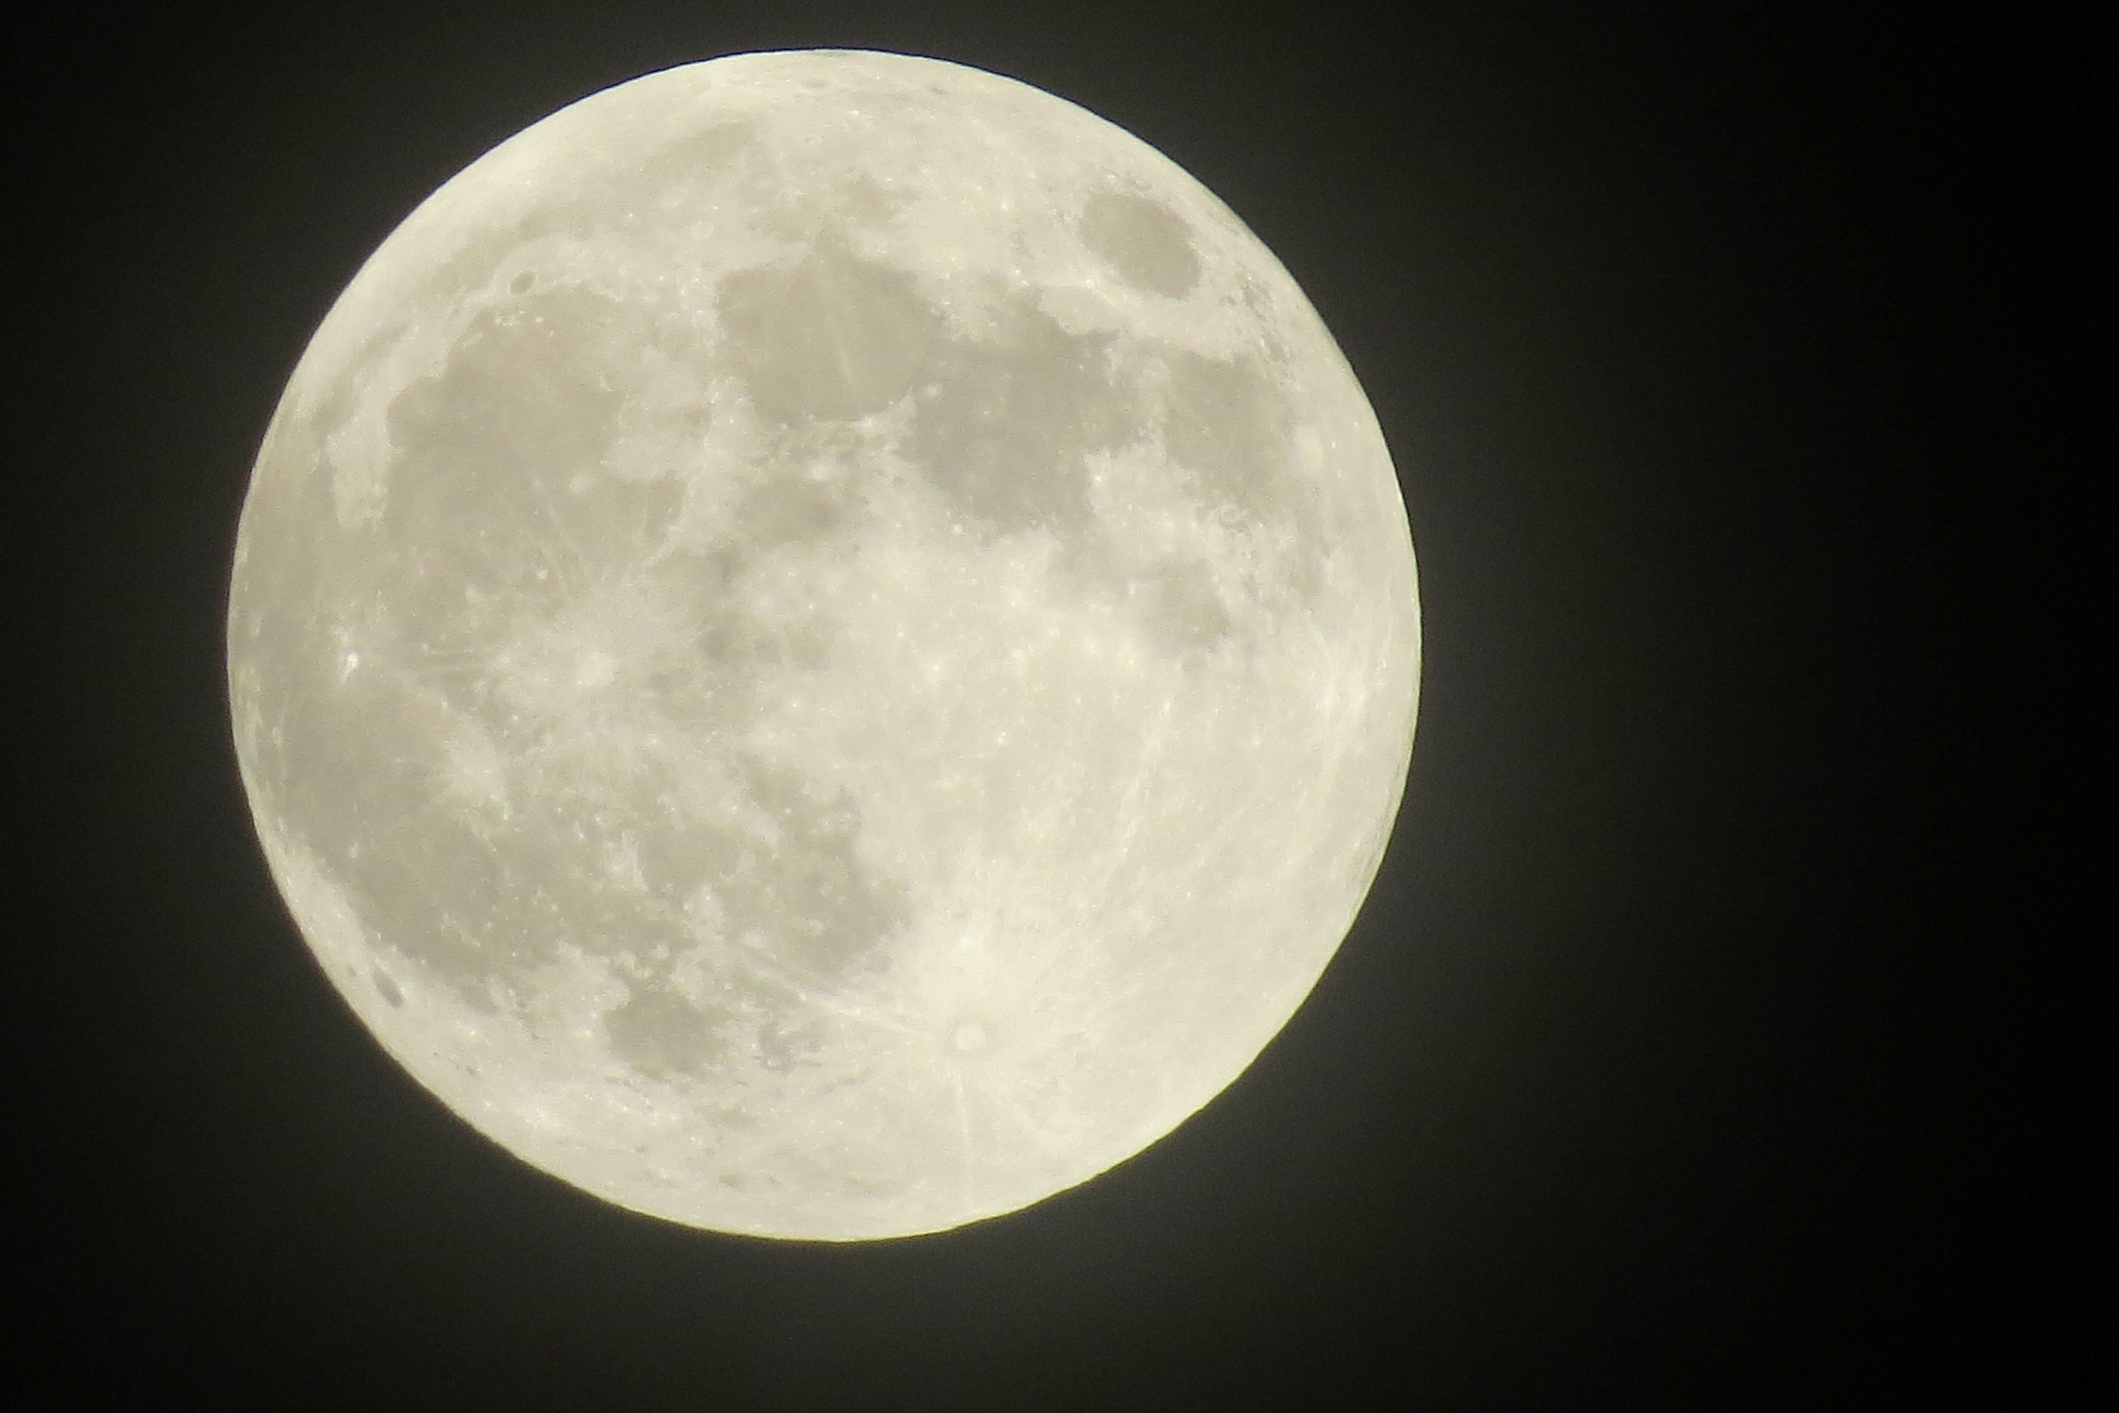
[1080,191,1201,299]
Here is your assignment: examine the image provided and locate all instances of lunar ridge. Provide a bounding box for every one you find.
[228,51,1418,1239]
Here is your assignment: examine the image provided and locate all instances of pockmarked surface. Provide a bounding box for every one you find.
[228,51,1419,1239]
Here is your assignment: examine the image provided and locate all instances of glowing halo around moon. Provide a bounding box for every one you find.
[226,49,1420,1241]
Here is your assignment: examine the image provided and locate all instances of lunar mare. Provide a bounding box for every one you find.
[228,50,1419,1240]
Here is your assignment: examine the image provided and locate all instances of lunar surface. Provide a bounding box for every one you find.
[227,50,1419,1240]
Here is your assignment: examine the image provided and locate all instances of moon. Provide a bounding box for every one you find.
[226,50,1419,1241]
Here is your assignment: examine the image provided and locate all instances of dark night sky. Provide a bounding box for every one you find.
[15,4,2066,1408]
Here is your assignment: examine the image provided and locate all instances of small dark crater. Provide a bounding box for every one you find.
[509,270,536,295]
[373,970,404,1007]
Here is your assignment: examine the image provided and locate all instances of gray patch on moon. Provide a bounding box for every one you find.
[1158,348,1325,600]
[714,758,910,980]
[717,239,943,426]
[382,286,631,561]
[271,666,908,1020]
[910,290,1135,542]
[1130,556,1232,650]
[1079,191,1201,298]
[730,460,864,561]
[400,121,758,349]
[244,271,922,1020]
[603,986,728,1076]
[711,238,1279,654]
[640,120,755,191]
[1160,349,1295,521]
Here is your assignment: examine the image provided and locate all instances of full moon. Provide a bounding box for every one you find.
[227,50,1419,1240]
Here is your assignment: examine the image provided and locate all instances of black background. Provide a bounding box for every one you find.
[15,3,2066,1408]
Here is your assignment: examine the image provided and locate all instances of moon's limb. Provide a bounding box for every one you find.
[227,50,1418,1239]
